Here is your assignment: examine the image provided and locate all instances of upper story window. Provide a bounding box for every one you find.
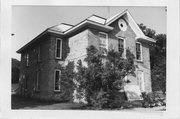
[118,38,125,53]
[54,70,61,91]
[136,42,142,61]
[98,32,108,50]
[37,46,41,62]
[25,54,29,66]
[56,38,62,59]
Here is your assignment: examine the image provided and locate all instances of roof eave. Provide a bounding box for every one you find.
[16,29,49,53]
[64,20,113,35]
[136,36,156,43]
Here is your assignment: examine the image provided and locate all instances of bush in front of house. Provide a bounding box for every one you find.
[74,45,136,109]
[60,61,76,102]
[141,91,166,108]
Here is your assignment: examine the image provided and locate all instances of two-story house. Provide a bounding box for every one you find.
[17,10,155,101]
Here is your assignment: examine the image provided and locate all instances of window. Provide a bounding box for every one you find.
[56,38,62,59]
[137,70,145,92]
[36,71,40,91]
[23,75,27,90]
[136,42,142,61]
[118,38,125,54]
[25,54,29,66]
[54,70,61,91]
[99,32,108,50]
[37,46,41,62]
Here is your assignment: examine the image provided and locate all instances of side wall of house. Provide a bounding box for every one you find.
[40,30,89,101]
[19,34,54,99]
[66,30,89,66]
[108,16,152,93]
[88,16,152,93]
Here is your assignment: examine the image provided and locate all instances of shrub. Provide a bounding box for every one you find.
[75,45,136,109]
[142,92,166,108]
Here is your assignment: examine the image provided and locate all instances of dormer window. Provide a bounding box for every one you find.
[56,38,62,59]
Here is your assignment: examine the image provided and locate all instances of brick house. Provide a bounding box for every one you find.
[17,10,155,101]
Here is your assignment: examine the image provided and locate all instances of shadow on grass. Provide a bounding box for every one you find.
[11,94,67,109]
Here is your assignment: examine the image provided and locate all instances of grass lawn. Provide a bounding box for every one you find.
[11,94,84,110]
[12,94,165,111]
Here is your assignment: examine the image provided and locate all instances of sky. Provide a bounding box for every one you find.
[12,6,166,60]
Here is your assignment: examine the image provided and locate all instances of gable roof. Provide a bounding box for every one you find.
[17,9,155,53]
[105,9,155,43]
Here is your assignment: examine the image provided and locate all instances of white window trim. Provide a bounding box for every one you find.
[117,36,126,58]
[136,42,143,62]
[55,38,62,59]
[54,69,61,92]
[98,32,108,50]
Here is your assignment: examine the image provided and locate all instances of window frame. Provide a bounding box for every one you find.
[98,32,108,50]
[55,38,62,59]
[36,70,40,91]
[136,42,143,61]
[117,37,126,57]
[26,53,29,67]
[54,69,61,92]
[37,46,41,62]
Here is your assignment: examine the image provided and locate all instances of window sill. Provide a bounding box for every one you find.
[35,90,40,93]
[55,57,62,60]
[37,60,42,63]
[54,90,61,93]
[136,60,143,63]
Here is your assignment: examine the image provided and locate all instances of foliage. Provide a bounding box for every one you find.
[138,23,156,38]
[12,58,20,84]
[75,45,135,108]
[142,92,166,108]
[60,61,76,102]
[138,24,166,93]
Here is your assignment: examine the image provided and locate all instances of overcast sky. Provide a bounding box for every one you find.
[12,6,166,60]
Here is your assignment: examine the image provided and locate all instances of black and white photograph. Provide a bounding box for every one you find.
[11,6,167,111]
[0,0,180,119]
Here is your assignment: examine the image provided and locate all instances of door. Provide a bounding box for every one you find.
[137,70,145,92]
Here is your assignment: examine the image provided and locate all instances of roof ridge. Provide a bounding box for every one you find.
[105,9,128,24]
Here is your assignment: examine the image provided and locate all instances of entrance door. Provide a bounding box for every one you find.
[137,71,145,92]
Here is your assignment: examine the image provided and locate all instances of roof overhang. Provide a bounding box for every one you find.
[17,20,113,53]
[17,30,48,53]
[64,20,113,35]
[136,36,156,43]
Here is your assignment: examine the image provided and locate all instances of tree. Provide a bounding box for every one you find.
[12,58,20,84]
[151,34,166,93]
[60,61,76,102]
[75,46,135,108]
[138,23,166,93]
